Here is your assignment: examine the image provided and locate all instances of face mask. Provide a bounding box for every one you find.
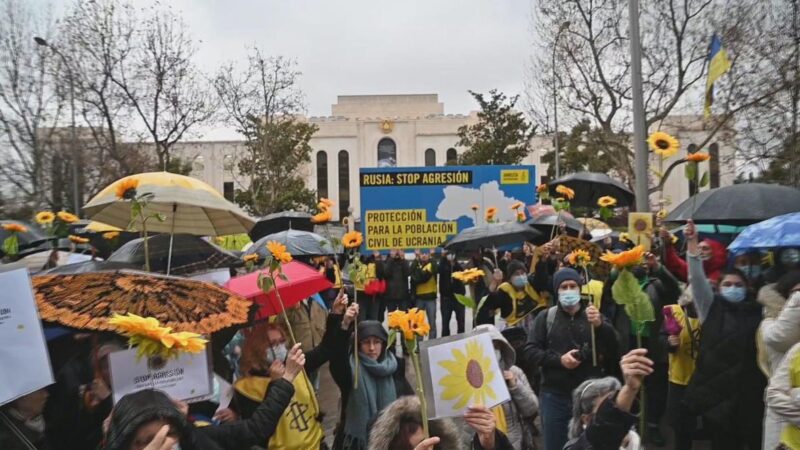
[266,343,288,365]
[559,289,581,307]
[721,286,746,303]
[736,264,761,280]
[511,275,527,288]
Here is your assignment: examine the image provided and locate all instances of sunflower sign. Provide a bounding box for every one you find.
[628,212,654,251]
[419,331,510,419]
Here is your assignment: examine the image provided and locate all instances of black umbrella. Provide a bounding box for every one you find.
[0,220,50,256]
[42,260,139,274]
[248,211,314,241]
[665,183,800,225]
[246,229,336,259]
[526,214,584,237]
[442,222,545,252]
[548,172,635,208]
[108,233,242,275]
[73,228,141,260]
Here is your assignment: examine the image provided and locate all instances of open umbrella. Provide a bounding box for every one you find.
[578,218,611,232]
[42,260,139,274]
[526,214,584,237]
[0,220,50,256]
[248,211,315,241]
[548,172,635,208]
[535,235,612,279]
[108,234,242,275]
[73,221,140,259]
[665,183,800,225]
[224,261,332,320]
[83,172,256,273]
[246,229,336,259]
[442,222,544,252]
[33,271,251,333]
[728,212,800,253]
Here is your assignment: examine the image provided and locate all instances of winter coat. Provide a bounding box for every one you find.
[381,257,410,301]
[0,409,49,450]
[766,342,800,449]
[663,238,727,284]
[684,254,766,427]
[285,298,328,352]
[368,396,515,450]
[411,260,439,299]
[438,260,466,298]
[522,303,618,395]
[563,391,639,450]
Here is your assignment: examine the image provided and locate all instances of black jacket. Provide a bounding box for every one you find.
[410,259,439,300]
[684,295,765,425]
[0,410,50,450]
[563,391,637,450]
[522,303,617,394]
[438,260,466,298]
[380,257,410,301]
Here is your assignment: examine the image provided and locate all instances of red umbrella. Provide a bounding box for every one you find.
[224,261,332,320]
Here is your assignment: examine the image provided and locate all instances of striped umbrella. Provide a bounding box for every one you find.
[83,172,255,236]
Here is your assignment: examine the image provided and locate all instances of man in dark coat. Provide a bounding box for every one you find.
[438,250,466,336]
[380,249,410,313]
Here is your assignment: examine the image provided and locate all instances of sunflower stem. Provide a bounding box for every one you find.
[411,348,430,439]
[637,329,647,444]
[353,286,359,390]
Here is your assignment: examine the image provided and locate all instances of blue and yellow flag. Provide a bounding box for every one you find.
[704,33,732,118]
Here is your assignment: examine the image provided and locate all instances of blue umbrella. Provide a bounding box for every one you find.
[728,212,800,253]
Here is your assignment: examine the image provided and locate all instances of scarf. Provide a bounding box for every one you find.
[343,351,398,449]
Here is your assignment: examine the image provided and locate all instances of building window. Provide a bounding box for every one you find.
[223,154,234,171]
[424,148,436,167]
[338,150,350,219]
[192,156,205,173]
[223,182,234,201]
[377,138,397,167]
[316,151,328,199]
[446,148,458,165]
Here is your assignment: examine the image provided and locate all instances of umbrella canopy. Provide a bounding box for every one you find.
[73,222,140,259]
[1,220,50,256]
[526,204,558,220]
[42,260,139,274]
[246,229,336,259]
[577,218,611,231]
[526,214,584,237]
[665,183,800,225]
[728,212,800,253]
[224,261,332,320]
[83,172,255,235]
[442,222,544,252]
[248,211,315,241]
[108,234,242,275]
[33,270,251,333]
[548,172,635,208]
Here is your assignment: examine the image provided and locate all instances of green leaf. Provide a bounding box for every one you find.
[387,330,397,349]
[278,272,289,281]
[2,235,19,256]
[257,274,274,292]
[454,293,476,310]
[611,269,655,324]
[699,172,709,188]
[684,161,697,181]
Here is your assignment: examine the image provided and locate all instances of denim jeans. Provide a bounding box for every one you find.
[416,298,437,339]
[539,389,573,450]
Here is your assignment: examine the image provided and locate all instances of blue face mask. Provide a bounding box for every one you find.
[721,286,747,303]
[559,290,581,307]
[511,275,527,289]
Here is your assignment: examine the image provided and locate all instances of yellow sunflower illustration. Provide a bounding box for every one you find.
[438,339,496,409]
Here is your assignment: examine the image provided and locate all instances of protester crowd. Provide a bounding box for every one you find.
[4,216,800,450]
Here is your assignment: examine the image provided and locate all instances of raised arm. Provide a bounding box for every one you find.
[685,220,714,323]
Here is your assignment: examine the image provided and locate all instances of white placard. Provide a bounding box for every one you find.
[420,331,510,419]
[0,268,54,405]
[109,347,212,403]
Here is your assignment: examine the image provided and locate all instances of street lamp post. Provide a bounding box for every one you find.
[34,36,80,214]
[552,21,570,179]
[627,0,649,212]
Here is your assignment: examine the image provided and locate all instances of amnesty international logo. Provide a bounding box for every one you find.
[380,119,394,134]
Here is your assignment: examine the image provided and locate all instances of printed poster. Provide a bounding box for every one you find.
[109,347,213,403]
[0,268,54,405]
[628,212,654,251]
[419,330,510,419]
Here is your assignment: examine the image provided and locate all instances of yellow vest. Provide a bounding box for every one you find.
[415,262,437,296]
[781,350,800,449]
[497,282,546,326]
[581,280,605,311]
[666,304,700,386]
[319,265,342,289]
[233,372,323,450]
[354,262,377,291]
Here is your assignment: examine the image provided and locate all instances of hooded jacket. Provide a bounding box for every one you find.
[664,238,727,284]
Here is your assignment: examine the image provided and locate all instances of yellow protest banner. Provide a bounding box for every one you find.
[364,209,457,250]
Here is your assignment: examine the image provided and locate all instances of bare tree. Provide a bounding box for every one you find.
[0,0,63,209]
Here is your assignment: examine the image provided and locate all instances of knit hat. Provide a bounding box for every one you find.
[553,267,583,291]
[506,260,527,279]
[104,390,193,450]
[357,320,388,344]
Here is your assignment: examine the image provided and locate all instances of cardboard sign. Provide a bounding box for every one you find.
[420,331,510,419]
[109,347,212,403]
[628,212,654,251]
[0,268,54,405]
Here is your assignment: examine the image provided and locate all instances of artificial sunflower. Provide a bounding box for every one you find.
[103,231,120,240]
[163,331,208,354]
[319,198,334,209]
[311,209,332,224]
[266,241,293,264]
[56,211,79,224]
[115,177,140,200]
[619,232,631,243]
[485,207,497,221]
[510,201,524,211]
[68,235,90,244]
[567,249,592,267]
[109,313,172,345]
[656,209,668,220]
[536,184,549,193]
[685,152,711,162]
[408,307,431,338]
[470,204,479,211]
[439,339,497,409]
[35,211,55,225]
[452,268,485,284]
[555,185,575,200]
[342,231,363,249]
[2,223,27,233]
[243,254,259,263]
[647,131,680,158]
[597,196,617,208]
[600,245,645,269]
[388,309,414,340]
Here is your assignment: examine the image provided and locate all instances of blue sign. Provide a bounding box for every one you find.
[359,165,537,251]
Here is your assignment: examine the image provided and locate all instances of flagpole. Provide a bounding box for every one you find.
[629,0,649,213]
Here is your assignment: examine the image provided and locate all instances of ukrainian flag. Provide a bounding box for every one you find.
[704,34,732,118]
